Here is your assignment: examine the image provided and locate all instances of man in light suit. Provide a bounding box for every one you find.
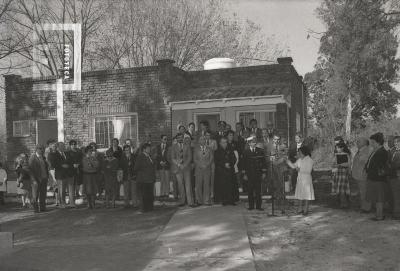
[170,133,194,207]
[194,136,214,205]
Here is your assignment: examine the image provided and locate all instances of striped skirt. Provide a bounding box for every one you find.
[332,167,350,195]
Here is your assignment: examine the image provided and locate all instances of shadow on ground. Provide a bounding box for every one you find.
[0,204,177,271]
[244,204,400,271]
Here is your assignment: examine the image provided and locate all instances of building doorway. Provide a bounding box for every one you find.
[36,119,58,146]
[195,113,220,132]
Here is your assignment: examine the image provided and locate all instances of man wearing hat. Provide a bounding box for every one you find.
[242,135,267,210]
[29,144,49,212]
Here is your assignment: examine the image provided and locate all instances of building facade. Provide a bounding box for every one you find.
[4,57,306,165]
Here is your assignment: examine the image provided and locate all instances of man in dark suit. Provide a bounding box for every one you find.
[120,145,137,208]
[242,136,267,210]
[125,138,138,155]
[29,144,49,212]
[108,138,123,160]
[365,132,389,221]
[134,143,156,212]
[155,135,171,199]
[249,119,263,142]
[288,133,305,191]
[68,140,83,198]
[53,142,75,207]
[216,121,227,143]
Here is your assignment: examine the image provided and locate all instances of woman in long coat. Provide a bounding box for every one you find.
[214,137,237,205]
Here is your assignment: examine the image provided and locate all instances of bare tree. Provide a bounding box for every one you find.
[0,0,29,73]
[3,0,108,77]
[89,0,288,70]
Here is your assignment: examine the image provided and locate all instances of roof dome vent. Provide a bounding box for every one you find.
[203,58,236,70]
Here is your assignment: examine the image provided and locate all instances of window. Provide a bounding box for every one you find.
[93,114,138,149]
[13,120,31,137]
[237,111,275,128]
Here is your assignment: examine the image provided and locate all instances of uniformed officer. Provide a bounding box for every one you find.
[242,136,267,210]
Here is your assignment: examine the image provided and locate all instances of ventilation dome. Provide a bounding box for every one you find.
[203,58,236,70]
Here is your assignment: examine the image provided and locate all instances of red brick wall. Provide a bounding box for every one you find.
[4,64,177,165]
[4,60,306,165]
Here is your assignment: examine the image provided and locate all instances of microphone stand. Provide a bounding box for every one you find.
[269,156,277,217]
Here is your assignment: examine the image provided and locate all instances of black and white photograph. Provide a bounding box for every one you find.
[0,0,400,270]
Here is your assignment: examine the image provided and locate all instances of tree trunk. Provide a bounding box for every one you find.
[345,93,352,140]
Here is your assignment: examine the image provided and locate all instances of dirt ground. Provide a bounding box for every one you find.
[0,202,177,271]
[244,203,400,271]
[2,200,400,271]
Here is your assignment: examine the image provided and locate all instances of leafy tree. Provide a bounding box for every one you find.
[306,0,400,140]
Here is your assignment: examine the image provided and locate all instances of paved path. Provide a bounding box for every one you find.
[144,205,256,271]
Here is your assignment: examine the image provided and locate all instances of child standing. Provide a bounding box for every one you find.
[332,142,351,208]
[103,150,119,208]
[82,146,99,209]
[286,146,315,215]
[15,154,32,209]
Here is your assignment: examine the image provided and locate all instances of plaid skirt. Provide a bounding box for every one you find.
[332,167,350,195]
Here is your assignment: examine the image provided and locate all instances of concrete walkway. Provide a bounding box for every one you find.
[144,205,255,271]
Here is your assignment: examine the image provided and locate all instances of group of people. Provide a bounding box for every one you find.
[332,133,400,221]
[13,139,156,213]
[3,120,400,221]
[158,119,315,213]
[6,118,316,215]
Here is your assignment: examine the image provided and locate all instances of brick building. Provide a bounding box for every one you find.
[4,57,306,165]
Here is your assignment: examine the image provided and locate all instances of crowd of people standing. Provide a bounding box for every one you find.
[332,133,400,221]
[4,118,316,214]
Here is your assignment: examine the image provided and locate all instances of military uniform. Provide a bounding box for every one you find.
[242,146,267,209]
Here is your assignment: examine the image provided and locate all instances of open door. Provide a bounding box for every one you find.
[196,113,220,132]
[37,119,58,146]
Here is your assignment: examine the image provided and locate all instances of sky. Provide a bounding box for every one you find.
[227,0,324,76]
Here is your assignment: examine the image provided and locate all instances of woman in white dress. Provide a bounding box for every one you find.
[286,146,315,215]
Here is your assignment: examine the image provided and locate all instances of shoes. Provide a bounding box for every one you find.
[360,209,370,214]
[247,207,254,211]
[256,208,264,211]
